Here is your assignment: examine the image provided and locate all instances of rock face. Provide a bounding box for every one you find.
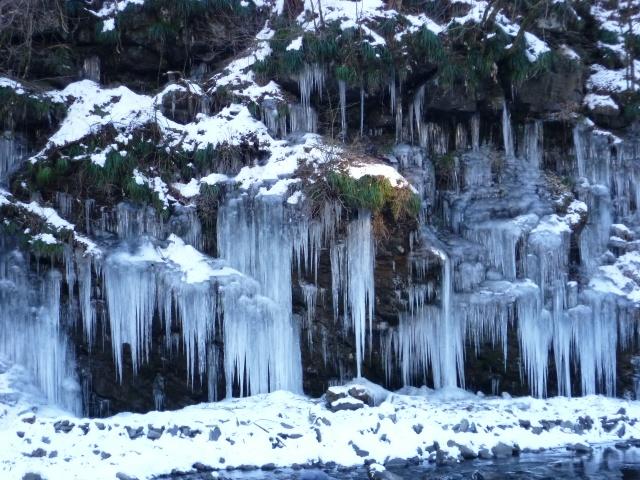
[0,0,639,417]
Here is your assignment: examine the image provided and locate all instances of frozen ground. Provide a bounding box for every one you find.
[2,361,640,480]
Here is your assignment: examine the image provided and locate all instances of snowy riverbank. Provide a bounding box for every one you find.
[2,362,640,480]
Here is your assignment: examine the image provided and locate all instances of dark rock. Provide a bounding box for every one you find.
[116,474,138,480]
[48,450,57,458]
[101,452,111,460]
[53,420,74,433]
[41,437,50,444]
[261,463,276,470]
[348,385,375,406]
[458,444,478,460]
[471,471,485,480]
[384,457,408,468]
[22,416,35,424]
[518,419,531,429]
[238,464,257,471]
[125,426,144,440]
[192,462,213,472]
[209,426,221,441]
[22,474,44,480]
[491,442,514,458]
[478,448,492,460]
[79,423,90,435]
[329,397,365,412]
[95,422,106,430]
[531,426,543,435]
[618,424,626,438]
[412,424,423,434]
[147,425,164,440]
[17,431,25,438]
[615,441,631,450]
[618,408,627,415]
[179,426,201,438]
[314,427,322,442]
[24,448,46,458]
[570,443,593,454]
[350,441,369,457]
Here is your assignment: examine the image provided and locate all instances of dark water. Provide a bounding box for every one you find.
[161,446,640,479]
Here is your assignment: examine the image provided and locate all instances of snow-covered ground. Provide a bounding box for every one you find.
[2,362,640,480]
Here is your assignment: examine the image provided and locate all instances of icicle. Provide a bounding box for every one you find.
[339,79,347,138]
[103,245,158,381]
[515,283,551,398]
[389,76,396,115]
[523,120,543,169]
[0,133,26,184]
[360,85,365,138]
[471,114,480,152]
[298,64,324,133]
[395,93,403,144]
[412,85,426,148]
[77,252,96,347]
[152,374,165,411]
[217,196,302,396]
[346,211,375,376]
[502,99,515,159]
[0,251,82,414]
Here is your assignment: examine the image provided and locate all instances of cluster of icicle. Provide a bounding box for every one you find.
[381,101,638,398]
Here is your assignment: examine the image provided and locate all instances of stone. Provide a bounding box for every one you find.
[146,425,164,440]
[209,426,221,441]
[125,426,144,440]
[261,463,276,470]
[615,441,630,450]
[491,442,513,458]
[116,474,138,480]
[22,474,44,480]
[383,457,408,468]
[95,422,105,430]
[570,443,592,454]
[192,462,212,472]
[24,448,46,458]
[48,450,57,458]
[412,424,423,434]
[458,444,478,460]
[53,420,74,433]
[350,441,369,458]
[22,416,35,424]
[329,397,365,412]
[101,452,111,460]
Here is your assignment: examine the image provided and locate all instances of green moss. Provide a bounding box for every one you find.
[326,172,421,220]
[30,238,64,258]
[0,87,66,128]
[598,29,619,45]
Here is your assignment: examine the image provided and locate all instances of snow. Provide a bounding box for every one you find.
[523,32,551,62]
[40,80,157,155]
[3,369,640,479]
[160,235,239,284]
[584,93,619,112]
[0,77,26,95]
[587,64,639,94]
[19,201,74,232]
[30,233,58,245]
[91,0,145,18]
[348,162,413,189]
[286,36,303,51]
[210,24,282,103]
[589,251,640,302]
[102,18,115,32]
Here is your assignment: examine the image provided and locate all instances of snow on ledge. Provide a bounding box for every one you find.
[3,373,640,479]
